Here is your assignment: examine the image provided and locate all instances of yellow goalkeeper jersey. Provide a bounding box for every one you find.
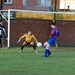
[19,34,38,43]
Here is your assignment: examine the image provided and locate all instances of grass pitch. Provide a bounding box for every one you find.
[0,47,75,75]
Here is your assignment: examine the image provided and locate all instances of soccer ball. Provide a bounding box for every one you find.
[37,42,42,47]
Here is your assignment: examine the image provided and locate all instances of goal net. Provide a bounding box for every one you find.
[0,9,75,47]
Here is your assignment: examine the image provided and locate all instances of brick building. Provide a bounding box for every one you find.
[3,0,75,11]
[3,0,60,11]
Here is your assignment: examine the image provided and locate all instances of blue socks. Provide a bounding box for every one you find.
[44,49,51,57]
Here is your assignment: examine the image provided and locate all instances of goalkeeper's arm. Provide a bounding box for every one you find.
[32,35,38,43]
[17,39,20,44]
[17,34,26,44]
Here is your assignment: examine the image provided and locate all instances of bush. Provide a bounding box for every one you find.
[14,12,54,20]
[14,12,75,20]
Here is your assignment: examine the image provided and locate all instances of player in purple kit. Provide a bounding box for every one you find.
[43,22,60,57]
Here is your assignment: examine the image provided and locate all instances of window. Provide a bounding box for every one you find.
[4,0,12,4]
[60,0,75,10]
[69,4,75,10]
[3,12,13,18]
[37,0,51,7]
[23,0,27,6]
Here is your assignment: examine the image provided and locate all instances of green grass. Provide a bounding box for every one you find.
[0,47,75,75]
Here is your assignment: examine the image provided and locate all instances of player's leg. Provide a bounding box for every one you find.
[19,42,27,53]
[30,42,38,53]
[1,38,4,47]
[43,38,56,57]
[43,42,51,57]
[0,38,2,47]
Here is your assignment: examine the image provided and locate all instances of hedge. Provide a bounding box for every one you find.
[13,12,75,20]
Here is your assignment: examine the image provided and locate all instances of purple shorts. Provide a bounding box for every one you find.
[47,37,56,46]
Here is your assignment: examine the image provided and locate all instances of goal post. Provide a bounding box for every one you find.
[6,9,10,48]
[1,9,75,47]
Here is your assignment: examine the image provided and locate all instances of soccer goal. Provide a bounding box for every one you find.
[1,9,75,47]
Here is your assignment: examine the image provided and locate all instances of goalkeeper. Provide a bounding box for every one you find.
[17,30,38,53]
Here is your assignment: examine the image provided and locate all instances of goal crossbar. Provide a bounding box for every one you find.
[9,9,75,14]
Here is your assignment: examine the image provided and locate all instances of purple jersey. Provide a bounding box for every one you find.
[50,27,58,39]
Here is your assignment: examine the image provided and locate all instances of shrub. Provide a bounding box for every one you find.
[14,12,75,20]
[14,12,54,20]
